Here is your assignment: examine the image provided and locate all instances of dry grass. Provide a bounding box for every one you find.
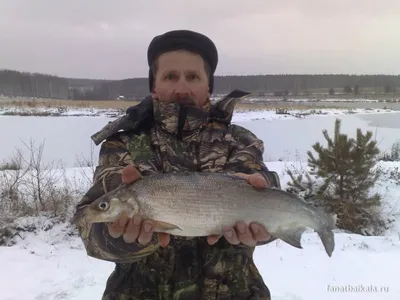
[0,98,141,109]
[0,97,355,111]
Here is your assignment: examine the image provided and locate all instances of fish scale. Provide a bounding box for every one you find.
[86,172,337,257]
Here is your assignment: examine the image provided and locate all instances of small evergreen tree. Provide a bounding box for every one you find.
[288,119,385,235]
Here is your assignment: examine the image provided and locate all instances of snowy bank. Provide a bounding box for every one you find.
[0,106,124,118]
[1,224,399,300]
[0,161,399,299]
[0,104,397,121]
[232,107,397,122]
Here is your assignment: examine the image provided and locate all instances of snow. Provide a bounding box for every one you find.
[0,105,123,118]
[231,107,398,122]
[1,106,399,167]
[0,105,400,300]
[0,102,397,120]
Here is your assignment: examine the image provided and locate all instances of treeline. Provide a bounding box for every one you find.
[215,74,399,95]
[70,78,149,100]
[0,69,399,100]
[0,69,70,99]
[74,74,400,100]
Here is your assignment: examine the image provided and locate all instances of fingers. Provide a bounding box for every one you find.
[107,213,171,247]
[249,222,272,242]
[222,227,241,245]
[159,233,171,247]
[137,220,155,245]
[107,212,129,238]
[207,234,222,245]
[232,172,250,181]
[208,222,271,247]
[233,221,257,247]
[232,172,270,188]
[119,167,156,244]
[122,215,142,243]
[122,165,141,184]
[222,222,257,247]
[248,174,270,188]
[109,167,141,238]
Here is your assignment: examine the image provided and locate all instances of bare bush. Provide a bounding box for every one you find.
[0,140,88,235]
[74,142,97,186]
[0,148,30,216]
[379,140,400,162]
[0,150,23,171]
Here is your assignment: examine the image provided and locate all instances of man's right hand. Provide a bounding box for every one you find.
[106,165,171,247]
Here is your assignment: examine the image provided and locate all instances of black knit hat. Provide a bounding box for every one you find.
[147,30,218,94]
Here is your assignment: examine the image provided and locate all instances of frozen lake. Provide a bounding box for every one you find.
[1,109,400,300]
[0,111,399,168]
[239,111,400,162]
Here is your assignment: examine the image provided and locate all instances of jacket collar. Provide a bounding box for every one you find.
[152,99,211,141]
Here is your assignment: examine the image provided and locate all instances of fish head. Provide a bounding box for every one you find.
[86,185,140,224]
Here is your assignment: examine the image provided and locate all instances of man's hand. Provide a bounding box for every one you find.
[106,166,171,247]
[207,172,272,247]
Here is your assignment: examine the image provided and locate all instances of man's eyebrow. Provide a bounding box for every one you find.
[159,69,200,74]
[185,70,200,74]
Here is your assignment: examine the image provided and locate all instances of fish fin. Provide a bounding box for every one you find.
[278,227,306,249]
[317,229,335,257]
[152,220,182,232]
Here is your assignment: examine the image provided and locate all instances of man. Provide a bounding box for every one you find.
[74,29,281,300]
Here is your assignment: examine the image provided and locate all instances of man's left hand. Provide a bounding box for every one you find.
[207,172,272,247]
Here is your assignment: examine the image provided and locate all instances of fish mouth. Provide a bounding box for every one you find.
[73,205,89,220]
[85,210,115,224]
[76,205,111,224]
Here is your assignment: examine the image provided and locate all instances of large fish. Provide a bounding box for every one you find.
[83,172,336,256]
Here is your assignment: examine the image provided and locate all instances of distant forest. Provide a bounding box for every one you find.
[0,69,398,101]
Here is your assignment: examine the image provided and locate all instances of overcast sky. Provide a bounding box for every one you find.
[1,0,399,79]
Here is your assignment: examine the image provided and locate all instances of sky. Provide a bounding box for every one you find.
[0,0,400,79]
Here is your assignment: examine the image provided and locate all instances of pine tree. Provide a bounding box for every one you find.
[305,118,383,235]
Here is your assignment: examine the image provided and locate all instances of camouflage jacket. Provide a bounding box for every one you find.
[74,91,281,300]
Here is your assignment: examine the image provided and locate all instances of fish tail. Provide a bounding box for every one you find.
[317,229,335,257]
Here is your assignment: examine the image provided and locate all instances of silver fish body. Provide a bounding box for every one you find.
[86,172,336,256]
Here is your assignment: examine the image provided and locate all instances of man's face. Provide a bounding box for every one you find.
[151,50,210,108]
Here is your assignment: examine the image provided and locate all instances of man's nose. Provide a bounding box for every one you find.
[174,79,190,96]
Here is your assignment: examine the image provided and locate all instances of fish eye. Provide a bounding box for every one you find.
[98,202,109,211]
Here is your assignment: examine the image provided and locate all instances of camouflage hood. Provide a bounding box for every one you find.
[90,90,252,146]
[152,99,211,140]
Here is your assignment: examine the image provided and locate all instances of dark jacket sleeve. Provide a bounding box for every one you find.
[224,124,281,189]
[224,124,281,247]
[73,135,159,263]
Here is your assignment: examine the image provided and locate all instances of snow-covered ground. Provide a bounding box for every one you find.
[0,105,124,117]
[0,102,397,119]
[0,106,399,300]
[232,107,398,122]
